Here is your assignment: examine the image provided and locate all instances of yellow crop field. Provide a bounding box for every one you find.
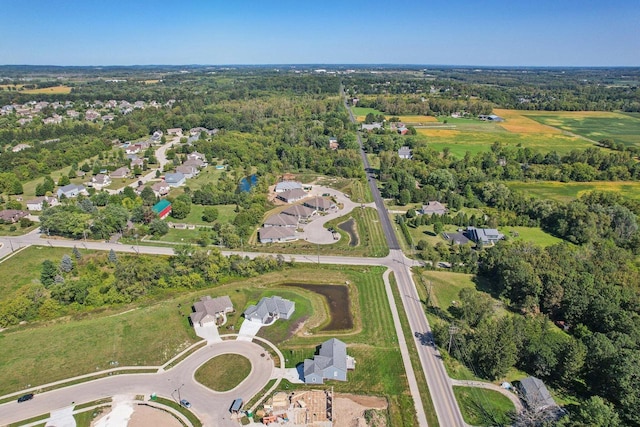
[398,115,438,124]
[493,109,562,134]
[21,85,72,94]
[144,79,160,84]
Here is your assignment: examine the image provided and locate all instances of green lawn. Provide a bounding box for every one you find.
[195,354,251,391]
[453,386,515,426]
[0,223,39,237]
[503,226,563,247]
[180,204,237,225]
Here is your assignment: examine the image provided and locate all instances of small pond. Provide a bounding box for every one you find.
[338,218,359,247]
[284,283,353,331]
[238,174,257,192]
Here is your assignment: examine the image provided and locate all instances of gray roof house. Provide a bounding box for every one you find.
[91,173,112,188]
[176,165,199,179]
[263,213,298,228]
[190,295,234,327]
[57,184,86,199]
[26,196,59,211]
[275,181,303,193]
[398,146,413,159]
[277,188,307,203]
[361,122,383,131]
[518,377,557,411]
[151,181,170,197]
[258,226,297,243]
[465,226,504,245]
[304,197,335,212]
[282,204,316,221]
[244,296,295,324]
[303,338,355,384]
[421,201,448,216]
[164,172,186,187]
[111,167,130,179]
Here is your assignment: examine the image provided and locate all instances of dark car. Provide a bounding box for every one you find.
[17,393,34,403]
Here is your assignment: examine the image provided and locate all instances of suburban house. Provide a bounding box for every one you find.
[0,209,28,223]
[361,123,383,131]
[328,137,339,150]
[187,151,206,162]
[125,145,140,155]
[91,173,112,189]
[26,196,59,211]
[263,213,298,228]
[190,295,234,327]
[517,377,557,411]
[85,110,100,121]
[130,158,144,168]
[465,226,504,245]
[57,184,86,199]
[258,226,297,243]
[275,181,303,193]
[303,338,355,384]
[182,158,205,169]
[398,146,413,159]
[152,199,172,219]
[110,167,130,179]
[282,205,315,221]
[151,181,170,197]
[176,165,199,179]
[167,128,183,137]
[244,296,295,324]
[397,125,408,135]
[304,197,335,212]
[164,172,186,187]
[277,189,307,203]
[421,201,448,216]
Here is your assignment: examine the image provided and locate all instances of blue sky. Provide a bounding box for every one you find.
[1,0,638,66]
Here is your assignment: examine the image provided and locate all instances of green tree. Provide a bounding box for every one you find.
[60,254,73,273]
[40,260,58,287]
[202,207,219,223]
[149,219,169,236]
[108,249,118,264]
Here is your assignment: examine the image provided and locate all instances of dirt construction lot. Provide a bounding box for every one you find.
[334,394,388,427]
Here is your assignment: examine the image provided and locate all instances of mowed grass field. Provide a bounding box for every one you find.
[352,106,437,124]
[519,110,640,148]
[453,386,515,426]
[507,180,640,202]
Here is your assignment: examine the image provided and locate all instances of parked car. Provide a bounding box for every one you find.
[180,399,191,408]
[17,393,34,403]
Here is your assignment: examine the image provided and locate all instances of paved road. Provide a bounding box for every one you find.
[0,340,273,427]
[345,92,466,426]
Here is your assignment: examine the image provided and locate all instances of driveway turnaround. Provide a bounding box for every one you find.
[0,340,274,427]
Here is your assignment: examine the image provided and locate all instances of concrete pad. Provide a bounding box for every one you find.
[46,406,76,427]
[280,367,304,384]
[194,323,222,343]
[237,319,262,341]
[93,396,134,427]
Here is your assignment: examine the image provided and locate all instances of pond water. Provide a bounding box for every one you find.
[238,174,257,192]
[338,218,359,247]
[284,283,353,331]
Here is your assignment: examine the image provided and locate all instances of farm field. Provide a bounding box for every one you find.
[518,110,640,148]
[506,180,640,202]
[20,85,72,94]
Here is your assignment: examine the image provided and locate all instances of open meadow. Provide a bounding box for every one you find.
[20,85,72,94]
[507,180,640,202]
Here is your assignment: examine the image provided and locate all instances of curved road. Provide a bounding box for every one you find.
[0,340,273,427]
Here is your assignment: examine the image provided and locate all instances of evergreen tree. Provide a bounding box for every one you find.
[60,254,73,273]
[41,260,58,287]
[72,246,82,260]
[108,249,118,264]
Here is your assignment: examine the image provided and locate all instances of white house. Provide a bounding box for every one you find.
[26,196,59,211]
[57,184,87,199]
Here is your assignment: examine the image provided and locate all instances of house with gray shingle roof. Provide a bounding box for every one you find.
[518,377,557,411]
[57,184,86,199]
[264,213,298,228]
[190,295,234,327]
[244,296,295,324]
[303,338,355,384]
[421,201,447,216]
[258,226,297,243]
[282,205,315,221]
[465,226,504,245]
[277,188,307,203]
[304,197,335,212]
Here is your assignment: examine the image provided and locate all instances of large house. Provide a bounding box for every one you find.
[303,338,355,384]
[176,165,199,179]
[361,123,382,131]
[57,184,86,199]
[275,181,303,193]
[421,201,448,216]
[151,181,170,197]
[164,172,186,187]
[91,173,112,189]
[465,226,504,245]
[244,296,295,324]
[258,226,297,243]
[0,209,28,223]
[277,189,307,203]
[190,295,234,327]
[304,197,335,212]
[110,167,130,179]
[263,213,298,228]
[26,196,59,211]
[167,128,183,137]
[282,205,315,221]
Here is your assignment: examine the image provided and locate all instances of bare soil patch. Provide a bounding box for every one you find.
[127,404,182,427]
[334,394,388,427]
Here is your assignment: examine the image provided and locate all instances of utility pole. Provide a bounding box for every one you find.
[448,325,459,354]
